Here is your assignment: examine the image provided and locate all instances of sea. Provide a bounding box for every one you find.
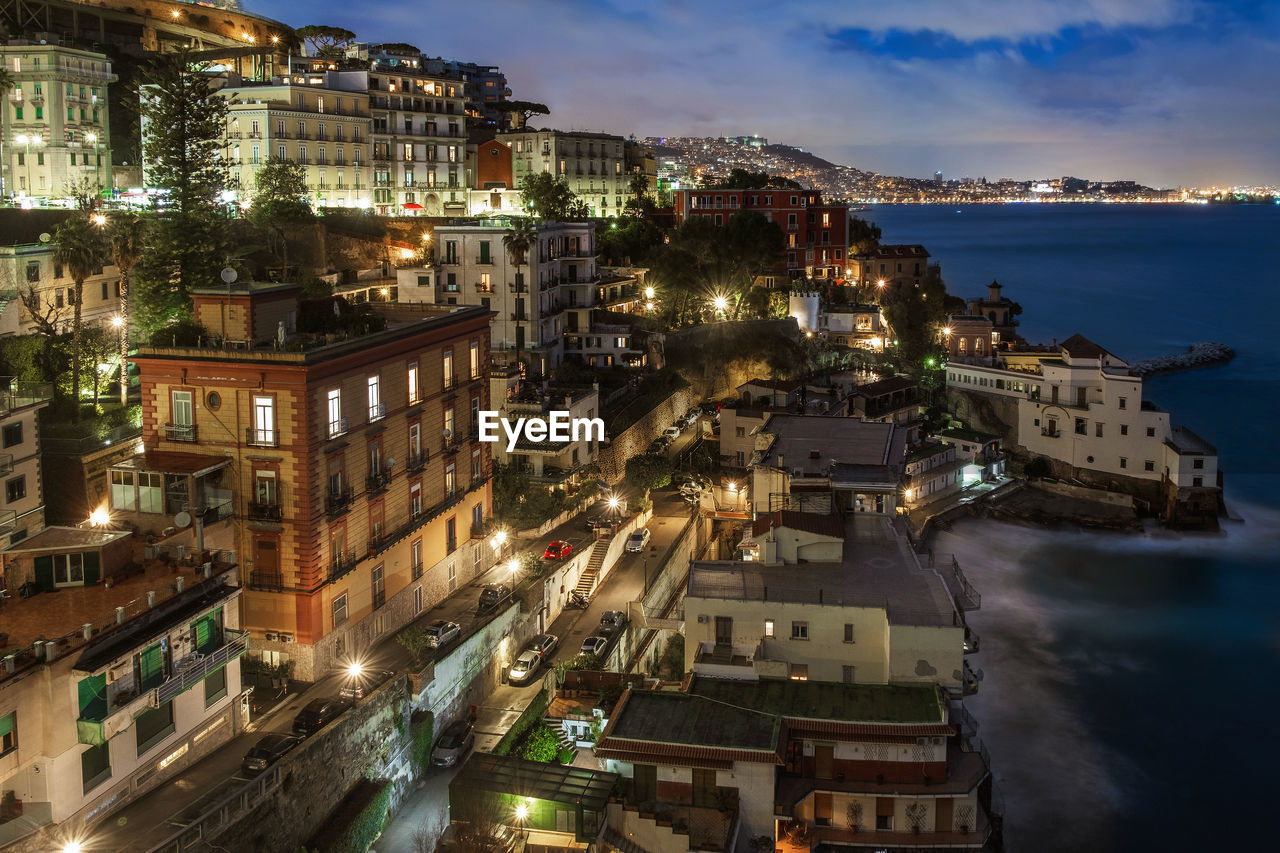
[862,202,1280,852]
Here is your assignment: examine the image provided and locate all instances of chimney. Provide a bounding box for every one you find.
[175,576,185,593]
[116,606,126,624]
[147,590,156,608]
[3,656,13,674]
[988,280,1001,301]
[82,623,93,640]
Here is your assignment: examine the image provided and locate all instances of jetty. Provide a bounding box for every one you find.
[1131,341,1234,377]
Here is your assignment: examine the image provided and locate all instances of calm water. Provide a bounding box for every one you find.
[865,203,1280,851]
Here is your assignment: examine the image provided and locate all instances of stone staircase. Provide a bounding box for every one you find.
[574,537,611,596]
[544,716,578,762]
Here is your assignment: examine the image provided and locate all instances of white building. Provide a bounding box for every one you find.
[947,334,1220,525]
[0,380,51,550]
[497,129,632,218]
[0,237,123,337]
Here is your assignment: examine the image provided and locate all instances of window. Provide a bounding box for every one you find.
[1118,397,1127,410]
[1120,457,1128,469]
[414,585,424,614]
[1075,418,1087,435]
[252,395,275,445]
[407,362,420,404]
[1146,427,1156,437]
[139,472,163,513]
[764,619,775,638]
[1120,425,1129,436]
[409,423,422,464]
[1144,460,1155,472]
[136,701,175,756]
[471,448,482,481]
[368,375,382,421]
[469,341,480,379]
[54,553,85,586]
[81,742,111,793]
[443,350,454,388]
[111,470,136,510]
[411,539,423,579]
[1095,423,1104,438]
[791,621,808,640]
[5,476,26,503]
[789,663,808,681]
[372,564,385,608]
[332,593,348,627]
[2,423,22,448]
[171,390,194,439]
[327,389,343,436]
[446,516,457,553]
[1193,458,1204,469]
[0,712,16,756]
[204,667,228,706]
[1193,476,1204,487]
[844,623,855,643]
[410,481,422,518]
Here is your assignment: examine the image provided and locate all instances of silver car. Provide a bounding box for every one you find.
[509,650,541,685]
[626,528,651,552]
[580,635,608,657]
[528,633,559,659]
[432,718,476,767]
[426,620,461,648]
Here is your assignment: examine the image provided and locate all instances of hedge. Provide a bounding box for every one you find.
[493,688,549,756]
[311,778,391,853]
[411,710,434,773]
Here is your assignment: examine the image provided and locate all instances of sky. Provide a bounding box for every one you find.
[250,0,1280,187]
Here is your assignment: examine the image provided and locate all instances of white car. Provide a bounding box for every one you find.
[580,636,608,657]
[626,528,651,552]
[663,426,681,440]
[509,650,541,685]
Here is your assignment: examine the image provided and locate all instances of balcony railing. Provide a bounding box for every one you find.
[328,550,359,583]
[325,487,354,516]
[406,451,428,473]
[366,471,391,495]
[247,499,283,522]
[164,422,197,442]
[156,630,249,705]
[245,427,279,447]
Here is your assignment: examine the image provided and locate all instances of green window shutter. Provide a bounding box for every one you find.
[0,712,13,737]
[33,555,54,591]
[83,551,100,585]
[140,644,164,689]
[78,674,107,720]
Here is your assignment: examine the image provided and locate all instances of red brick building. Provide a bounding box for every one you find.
[475,137,514,189]
[672,188,850,280]
[113,284,495,679]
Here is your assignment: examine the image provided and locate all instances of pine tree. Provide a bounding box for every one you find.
[132,50,231,333]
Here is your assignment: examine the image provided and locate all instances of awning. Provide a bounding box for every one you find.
[113,451,232,478]
[402,202,423,210]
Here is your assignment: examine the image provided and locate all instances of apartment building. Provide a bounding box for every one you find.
[672,189,849,279]
[946,333,1220,526]
[490,384,601,490]
[749,415,907,516]
[0,238,122,337]
[498,129,632,218]
[221,71,372,210]
[427,220,642,376]
[965,280,1020,342]
[902,443,962,511]
[0,557,246,847]
[596,678,996,853]
[943,315,998,361]
[846,245,932,289]
[2,42,115,200]
[0,380,51,550]
[107,284,495,680]
[788,293,884,349]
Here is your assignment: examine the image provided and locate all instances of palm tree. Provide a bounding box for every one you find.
[105,213,147,404]
[53,215,107,421]
[502,217,537,375]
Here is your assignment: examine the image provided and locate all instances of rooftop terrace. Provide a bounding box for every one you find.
[690,676,944,725]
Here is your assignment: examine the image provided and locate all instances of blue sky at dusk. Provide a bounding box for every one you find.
[249,0,1279,187]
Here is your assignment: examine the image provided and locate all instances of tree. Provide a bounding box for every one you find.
[104,213,147,404]
[880,266,948,372]
[498,99,550,130]
[396,625,434,670]
[519,173,590,221]
[52,216,107,421]
[626,454,672,501]
[848,217,882,255]
[295,25,358,57]
[133,50,232,334]
[250,157,313,277]
[597,217,662,266]
[518,723,560,763]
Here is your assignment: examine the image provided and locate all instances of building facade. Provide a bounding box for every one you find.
[0,242,122,337]
[221,70,373,210]
[3,42,115,200]
[111,288,495,679]
[0,380,51,550]
[498,129,632,218]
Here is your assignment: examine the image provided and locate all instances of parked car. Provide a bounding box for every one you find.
[663,426,681,440]
[580,635,608,657]
[292,697,350,737]
[508,650,542,685]
[544,540,573,560]
[241,733,300,774]
[426,620,462,648]
[479,583,511,611]
[646,439,665,455]
[528,633,560,659]
[431,718,476,767]
[584,514,609,531]
[625,528,651,553]
[339,667,395,702]
[599,610,627,633]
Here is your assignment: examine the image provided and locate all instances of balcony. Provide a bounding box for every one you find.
[164,423,197,442]
[247,498,283,523]
[245,427,279,448]
[366,471,391,495]
[328,550,359,583]
[474,256,494,265]
[406,451,428,473]
[325,487,354,517]
[156,629,249,705]
[369,402,387,422]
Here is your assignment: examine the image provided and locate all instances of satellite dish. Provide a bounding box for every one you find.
[220,267,238,284]
[173,511,192,529]
[442,428,453,439]
[38,232,52,243]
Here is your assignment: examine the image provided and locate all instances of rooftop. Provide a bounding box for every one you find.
[751,511,845,540]
[906,442,953,462]
[449,753,618,812]
[939,427,999,444]
[756,414,905,474]
[688,516,959,627]
[855,377,917,397]
[689,677,945,725]
[1166,426,1218,456]
[871,244,930,258]
[1,526,129,555]
[602,690,780,752]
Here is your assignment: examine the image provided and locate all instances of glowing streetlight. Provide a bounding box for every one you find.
[111,316,124,328]
[712,295,728,312]
[514,803,529,821]
[91,213,107,226]
[88,507,110,527]
[607,496,620,511]
[85,132,97,144]
[876,279,886,288]
[507,557,520,578]
[491,529,508,551]
[643,286,655,299]
[346,661,364,678]
[645,301,654,311]
[379,287,390,297]
[942,327,952,337]
[63,842,84,853]
[904,488,914,502]
[421,232,431,242]
[271,35,280,44]
[171,9,181,19]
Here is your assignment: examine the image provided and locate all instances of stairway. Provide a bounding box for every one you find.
[574,537,610,596]
[544,716,579,762]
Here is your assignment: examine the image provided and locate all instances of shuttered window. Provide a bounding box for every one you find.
[139,643,165,690]
[78,674,107,720]
[191,609,222,654]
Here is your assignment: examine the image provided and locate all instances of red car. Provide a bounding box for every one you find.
[544,540,573,560]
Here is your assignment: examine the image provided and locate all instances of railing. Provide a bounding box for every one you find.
[156,630,249,705]
[245,427,278,447]
[164,423,197,442]
[0,509,15,534]
[328,550,359,583]
[246,499,282,522]
[325,487,353,516]
[366,471,391,494]
[406,451,428,473]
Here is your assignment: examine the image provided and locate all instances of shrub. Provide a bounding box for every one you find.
[517,722,560,763]
[557,746,576,764]
[410,710,434,773]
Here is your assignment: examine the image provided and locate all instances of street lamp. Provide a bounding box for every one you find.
[507,557,520,583]
[88,507,110,527]
[644,286,655,299]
